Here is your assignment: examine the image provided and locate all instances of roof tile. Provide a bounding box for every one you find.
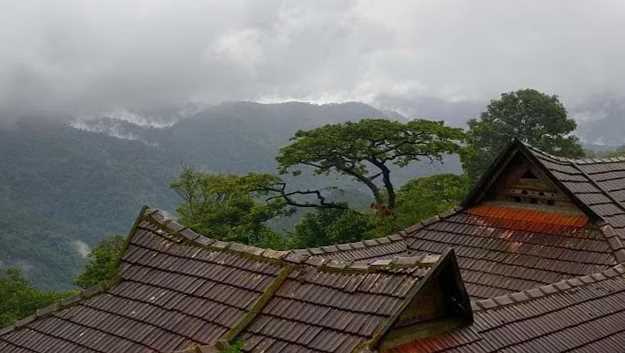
[553,280,572,291]
[526,288,543,298]
[509,291,530,302]
[262,249,289,260]
[493,295,514,306]
[539,284,557,295]
[567,278,584,287]
[179,228,200,241]
[478,299,497,309]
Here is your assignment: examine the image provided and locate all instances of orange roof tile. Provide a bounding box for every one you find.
[467,205,588,235]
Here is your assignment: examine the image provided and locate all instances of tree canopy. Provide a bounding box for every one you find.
[170,168,290,245]
[394,174,469,229]
[277,119,464,212]
[462,89,584,182]
[288,208,375,249]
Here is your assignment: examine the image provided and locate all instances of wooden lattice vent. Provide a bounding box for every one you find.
[485,154,580,213]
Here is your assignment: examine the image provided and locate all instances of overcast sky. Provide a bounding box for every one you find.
[2,0,625,119]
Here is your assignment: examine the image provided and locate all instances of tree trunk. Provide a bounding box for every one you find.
[382,168,396,209]
[341,168,385,207]
[367,159,396,210]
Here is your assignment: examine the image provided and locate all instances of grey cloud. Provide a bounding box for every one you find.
[2,0,625,121]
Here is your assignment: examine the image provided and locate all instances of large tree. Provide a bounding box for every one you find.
[462,89,584,182]
[170,169,290,244]
[276,119,464,212]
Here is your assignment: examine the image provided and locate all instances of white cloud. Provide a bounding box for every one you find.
[1,0,625,119]
[72,240,91,258]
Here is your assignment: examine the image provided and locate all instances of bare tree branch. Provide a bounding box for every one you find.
[260,183,348,209]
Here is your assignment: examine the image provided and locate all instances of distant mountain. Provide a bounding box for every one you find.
[373,95,485,128]
[573,96,625,145]
[0,102,461,289]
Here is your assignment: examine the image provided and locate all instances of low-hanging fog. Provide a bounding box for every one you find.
[2,0,625,142]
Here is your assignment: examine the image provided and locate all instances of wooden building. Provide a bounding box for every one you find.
[3,140,625,352]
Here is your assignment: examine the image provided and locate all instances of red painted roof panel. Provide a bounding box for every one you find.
[467,205,588,235]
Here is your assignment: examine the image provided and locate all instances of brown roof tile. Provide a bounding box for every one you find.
[396,262,625,353]
[0,208,449,353]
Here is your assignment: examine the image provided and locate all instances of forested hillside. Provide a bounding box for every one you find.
[0,102,460,289]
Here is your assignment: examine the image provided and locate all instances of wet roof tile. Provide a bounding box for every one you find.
[0,208,447,353]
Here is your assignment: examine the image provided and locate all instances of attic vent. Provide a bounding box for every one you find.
[521,169,538,179]
[476,148,583,214]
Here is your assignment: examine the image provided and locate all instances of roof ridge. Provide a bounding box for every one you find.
[144,208,442,273]
[520,140,625,165]
[286,206,464,259]
[402,206,465,234]
[520,141,577,164]
[212,264,295,352]
[288,231,408,258]
[471,263,625,312]
[598,223,625,263]
[576,157,625,165]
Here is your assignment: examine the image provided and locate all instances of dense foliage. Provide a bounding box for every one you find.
[288,208,375,248]
[0,268,72,328]
[462,89,584,182]
[393,174,469,229]
[74,235,126,289]
[170,169,290,244]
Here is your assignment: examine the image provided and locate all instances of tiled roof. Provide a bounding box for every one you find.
[377,141,625,353]
[385,327,484,353]
[0,208,455,353]
[303,141,625,300]
[408,207,618,299]
[236,261,428,353]
[303,206,617,300]
[392,264,625,353]
[524,144,625,255]
[290,232,411,263]
[0,209,282,353]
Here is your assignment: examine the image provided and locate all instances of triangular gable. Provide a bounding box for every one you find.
[462,140,598,219]
[375,250,472,352]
